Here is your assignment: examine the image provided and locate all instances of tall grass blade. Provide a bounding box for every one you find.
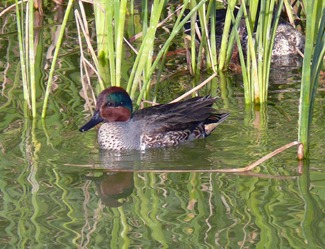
[115,0,127,87]
[15,0,38,117]
[230,6,251,101]
[208,1,217,71]
[241,0,259,103]
[127,0,166,99]
[298,1,325,159]
[28,0,36,117]
[188,1,198,74]
[41,0,74,118]
[218,0,237,71]
[15,0,31,110]
[94,0,114,87]
[133,1,208,105]
[235,0,283,104]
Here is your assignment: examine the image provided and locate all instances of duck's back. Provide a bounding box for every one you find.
[134,96,229,150]
[98,96,229,150]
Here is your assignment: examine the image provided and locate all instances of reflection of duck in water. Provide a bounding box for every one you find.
[184,8,304,67]
[87,172,134,208]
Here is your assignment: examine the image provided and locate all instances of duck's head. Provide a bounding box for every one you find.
[79,87,133,132]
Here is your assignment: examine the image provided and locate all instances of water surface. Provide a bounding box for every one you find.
[1,3,325,249]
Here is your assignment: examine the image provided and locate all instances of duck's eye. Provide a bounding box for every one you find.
[120,101,124,105]
[106,102,114,107]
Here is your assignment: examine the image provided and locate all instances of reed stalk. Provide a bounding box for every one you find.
[133,0,208,105]
[115,0,127,87]
[15,0,38,117]
[88,0,208,104]
[93,0,129,87]
[127,0,166,99]
[185,0,219,76]
[225,5,243,68]
[241,0,283,104]
[15,0,30,110]
[194,3,206,76]
[27,0,36,117]
[188,1,198,74]
[41,0,74,118]
[218,0,237,71]
[208,1,217,71]
[298,0,325,159]
[93,0,112,87]
[283,0,296,25]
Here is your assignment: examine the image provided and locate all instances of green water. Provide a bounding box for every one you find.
[1,3,325,249]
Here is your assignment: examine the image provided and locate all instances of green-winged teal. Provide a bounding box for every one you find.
[183,8,304,65]
[79,87,229,150]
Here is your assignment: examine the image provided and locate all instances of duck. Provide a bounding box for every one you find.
[183,8,305,66]
[79,87,229,150]
[271,22,305,57]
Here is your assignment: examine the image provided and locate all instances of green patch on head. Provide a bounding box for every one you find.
[106,91,133,113]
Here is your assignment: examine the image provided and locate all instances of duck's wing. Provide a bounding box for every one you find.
[132,96,203,119]
[132,96,228,133]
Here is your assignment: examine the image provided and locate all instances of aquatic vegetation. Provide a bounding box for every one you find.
[1,2,325,248]
[232,0,294,104]
[6,0,325,159]
[298,0,325,158]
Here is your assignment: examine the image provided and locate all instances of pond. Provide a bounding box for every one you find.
[1,2,325,249]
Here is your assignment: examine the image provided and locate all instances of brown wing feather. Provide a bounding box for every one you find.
[133,96,228,134]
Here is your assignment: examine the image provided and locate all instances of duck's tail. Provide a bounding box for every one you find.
[204,113,230,135]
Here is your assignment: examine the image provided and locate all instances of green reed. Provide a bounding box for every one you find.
[131,1,208,105]
[27,0,36,117]
[15,0,37,117]
[237,0,283,104]
[15,0,73,118]
[90,0,209,104]
[93,0,128,87]
[184,0,284,105]
[15,0,30,110]
[218,0,237,71]
[41,0,74,118]
[92,0,169,99]
[184,0,224,75]
[126,0,166,100]
[298,0,325,159]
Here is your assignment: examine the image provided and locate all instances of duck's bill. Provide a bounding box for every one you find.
[79,111,104,132]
